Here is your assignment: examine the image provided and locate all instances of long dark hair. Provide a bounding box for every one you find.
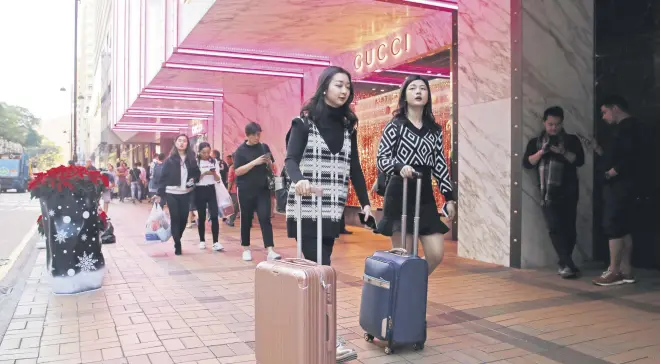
[393,75,439,132]
[197,142,215,163]
[169,133,196,166]
[300,66,358,130]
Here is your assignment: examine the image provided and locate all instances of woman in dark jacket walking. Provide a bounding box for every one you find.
[155,134,200,255]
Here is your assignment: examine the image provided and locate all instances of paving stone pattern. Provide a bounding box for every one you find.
[0,202,658,364]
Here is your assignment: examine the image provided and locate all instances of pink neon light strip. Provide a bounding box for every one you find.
[124,113,209,120]
[164,62,305,78]
[139,94,214,102]
[354,79,402,86]
[113,127,182,134]
[375,0,458,10]
[143,88,224,97]
[175,48,331,67]
[404,0,458,9]
[386,69,451,78]
[117,123,183,130]
[127,109,213,116]
[128,107,213,114]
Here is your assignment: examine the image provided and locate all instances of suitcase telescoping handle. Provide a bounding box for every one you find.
[295,187,324,264]
[401,171,423,257]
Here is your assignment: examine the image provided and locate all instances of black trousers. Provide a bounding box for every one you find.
[542,198,578,270]
[195,185,219,243]
[166,192,192,251]
[301,237,336,266]
[238,188,274,247]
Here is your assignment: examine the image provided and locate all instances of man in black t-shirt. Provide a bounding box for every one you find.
[591,95,638,286]
[233,122,280,262]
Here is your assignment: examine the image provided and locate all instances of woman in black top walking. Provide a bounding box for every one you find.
[155,134,200,255]
[285,65,371,363]
[196,142,224,252]
[285,66,372,266]
[376,75,457,274]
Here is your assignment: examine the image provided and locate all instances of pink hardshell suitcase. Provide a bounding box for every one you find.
[255,188,336,364]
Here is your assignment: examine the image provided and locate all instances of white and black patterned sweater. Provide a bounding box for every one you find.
[377,119,454,201]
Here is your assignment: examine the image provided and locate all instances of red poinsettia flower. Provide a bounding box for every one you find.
[36,215,45,237]
[28,165,110,200]
[98,210,108,230]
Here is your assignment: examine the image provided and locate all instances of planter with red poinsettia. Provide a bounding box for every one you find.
[30,165,109,295]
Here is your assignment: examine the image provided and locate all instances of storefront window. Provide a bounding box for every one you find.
[346,49,454,211]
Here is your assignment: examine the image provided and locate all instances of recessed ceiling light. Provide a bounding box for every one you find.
[380,89,385,92]
[426,70,432,74]
[372,88,376,91]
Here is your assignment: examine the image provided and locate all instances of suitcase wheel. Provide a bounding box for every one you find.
[385,346,393,355]
[413,342,424,351]
[363,333,374,342]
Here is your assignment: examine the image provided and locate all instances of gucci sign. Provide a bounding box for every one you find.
[354,34,411,72]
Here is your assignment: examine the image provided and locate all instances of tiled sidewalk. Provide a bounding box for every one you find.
[0,202,658,364]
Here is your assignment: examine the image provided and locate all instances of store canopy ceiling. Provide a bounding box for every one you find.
[182,0,435,55]
[114,0,456,132]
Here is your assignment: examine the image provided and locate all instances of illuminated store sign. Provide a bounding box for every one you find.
[190,119,208,136]
[354,34,411,72]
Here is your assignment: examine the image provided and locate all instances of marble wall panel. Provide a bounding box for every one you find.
[457,0,513,266]
[520,0,594,268]
[256,78,303,168]
[222,93,258,158]
[457,0,512,107]
[458,98,512,266]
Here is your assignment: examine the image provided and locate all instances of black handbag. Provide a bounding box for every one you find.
[101,220,116,244]
[261,144,276,191]
[275,169,289,214]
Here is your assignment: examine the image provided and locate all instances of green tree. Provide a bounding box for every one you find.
[28,140,63,171]
[0,102,42,146]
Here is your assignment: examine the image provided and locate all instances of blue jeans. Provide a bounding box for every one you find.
[131,182,142,200]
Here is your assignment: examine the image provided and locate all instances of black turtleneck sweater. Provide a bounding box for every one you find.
[285,106,370,208]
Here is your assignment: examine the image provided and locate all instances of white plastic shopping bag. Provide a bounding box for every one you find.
[215,181,235,218]
[145,203,172,242]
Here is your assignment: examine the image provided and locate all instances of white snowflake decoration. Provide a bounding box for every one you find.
[81,234,87,242]
[48,209,55,217]
[75,252,98,272]
[54,229,68,244]
[82,211,90,219]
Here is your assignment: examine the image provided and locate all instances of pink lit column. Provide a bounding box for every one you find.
[456,0,594,268]
[212,97,224,156]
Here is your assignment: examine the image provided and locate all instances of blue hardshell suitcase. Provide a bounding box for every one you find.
[359,174,428,354]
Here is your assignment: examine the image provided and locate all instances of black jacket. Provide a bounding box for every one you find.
[157,154,200,197]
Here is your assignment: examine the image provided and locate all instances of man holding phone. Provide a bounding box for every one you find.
[233,122,280,262]
[523,106,585,279]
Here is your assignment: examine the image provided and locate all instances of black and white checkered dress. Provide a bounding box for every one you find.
[286,118,352,238]
[376,118,454,236]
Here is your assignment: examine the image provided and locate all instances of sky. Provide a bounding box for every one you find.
[0,0,75,122]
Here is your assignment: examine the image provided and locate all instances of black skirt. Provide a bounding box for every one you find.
[376,169,448,237]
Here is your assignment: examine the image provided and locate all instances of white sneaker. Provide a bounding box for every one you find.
[336,336,357,363]
[242,250,252,261]
[199,242,206,250]
[267,250,281,261]
[212,242,224,251]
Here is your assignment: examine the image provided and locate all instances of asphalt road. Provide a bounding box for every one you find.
[0,191,40,266]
